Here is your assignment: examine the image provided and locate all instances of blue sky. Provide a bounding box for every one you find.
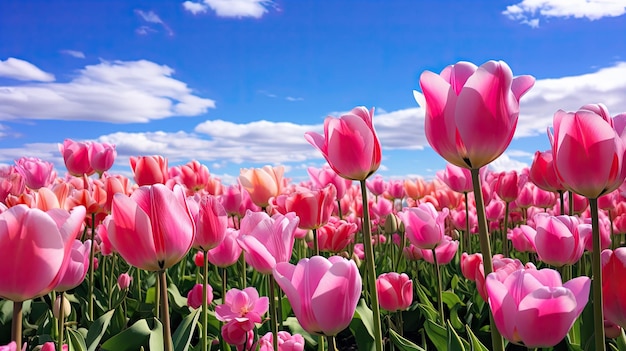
[1,0,625,184]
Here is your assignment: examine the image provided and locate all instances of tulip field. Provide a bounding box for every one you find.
[2,60,626,351]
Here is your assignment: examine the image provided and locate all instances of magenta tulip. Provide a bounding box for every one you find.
[417,60,535,169]
[602,248,626,328]
[187,283,214,309]
[273,255,361,336]
[189,194,228,251]
[376,272,413,312]
[529,150,564,193]
[0,205,85,302]
[486,267,590,347]
[108,184,195,271]
[59,139,95,176]
[305,106,382,181]
[533,214,585,267]
[399,202,448,250]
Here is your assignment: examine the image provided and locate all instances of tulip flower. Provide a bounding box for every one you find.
[117,273,132,290]
[221,320,254,351]
[273,256,361,336]
[417,60,535,170]
[54,240,92,292]
[460,253,483,282]
[89,142,116,175]
[179,160,210,193]
[189,194,228,251]
[437,163,473,194]
[486,267,590,348]
[602,248,626,329]
[207,228,242,268]
[215,287,269,324]
[307,165,352,200]
[376,272,413,312]
[316,216,357,253]
[366,175,386,196]
[529,150,564,193]
[533,214,585,267]
[238,165,285,208]
[271,185,336,230]
[256,331,305,351]
[508,225,536,253]
[108,184,195,271]
[305,106,381,181]
[187,283,214,309]
[13,157,56,190]
[59,139,95,176]
[237,210,299,274]
[399,202,448,250]
[0,205,85,302]
[129,155,169,186]
[420,236,459,265]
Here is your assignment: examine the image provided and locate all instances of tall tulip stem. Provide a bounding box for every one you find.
[464,192,470,254]
[88,213,96,321]
[589,198,606,351]
[12,301,22,346]
[159,270,174,351]
[327,335,338,351]
[502,202,510,257]
[268,275,279,351]
[202,250,209,351]
[58,292,66,351]
[470,168,504,351]
[432,249,445,323]
[359,179,384,351]
[312,228,319,256]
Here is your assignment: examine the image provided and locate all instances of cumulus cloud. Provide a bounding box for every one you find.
[60,50,86,59]
[489,152,530,172]
[182,0,274,18]
[0,59,215,123]
[504,0,626,26]
[0,57,55,82]
[516,61,626,137]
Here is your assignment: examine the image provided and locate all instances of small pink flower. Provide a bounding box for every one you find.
[14,157,56,190]
[376,272,413,312]
[187,283,213,309]
[256,331,305,351]
[215,287,269,324]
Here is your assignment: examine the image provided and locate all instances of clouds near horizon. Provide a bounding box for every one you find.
[504,0,626,27]
[182,0,274,18]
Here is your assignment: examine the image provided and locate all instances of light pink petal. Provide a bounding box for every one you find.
[562,276,591,316]
[511,75,536,101]
[237,235,276,274]
[485,273,519,342]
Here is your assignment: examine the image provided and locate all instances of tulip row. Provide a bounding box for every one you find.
[2,58,626,351]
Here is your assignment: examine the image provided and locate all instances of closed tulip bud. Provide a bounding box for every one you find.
[117,273,132,291]
[384,213,398,235]
[53,294,71,319]
[376,272,413,312]
[129,155,168,186]
[193,251,205,267]
[59,139,95,176]
[187,283,213,309]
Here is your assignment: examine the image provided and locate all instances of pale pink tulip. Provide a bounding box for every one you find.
[400,202,448,250]
[273,255,361,336]
[215,287,268,324]
[189,194,228,251]
[14,157,56,190]
[207,228,242,268]
[89,142,116,175]
[437,163,473,193]
[54,240,91,292]
[59,139,95,176]
[533,214,585,266]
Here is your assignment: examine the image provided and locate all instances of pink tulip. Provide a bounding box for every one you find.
[89,142,116,175]
[187,283,213,309]
[179,160,210,193]
[237,210,299,274]
[376,272,413,312]
[420,236,459,265]
[475,255,524,302]
[305,106,382,181]
[271,185,336,230]
[207,228,242,268]
[129,155,169,186]
[215,287,269,324]
[307,165,352,200]
[256,331,305,351]
[273,255,361,336]
[399,202,448,250]
[437,163,473,193]
[189,194,227,251]
[366,175,386,196]
[59,139,95,176]
[486,267,590,347]
[601,248,626,329]
[108,184,195,271]
[221,320,254,351]
[508,225,536,253]
[460,253,482,282]
[533,186,557,210]
[418,60,535,169]
[0,341,26,351]
[54,240,91,292]
[529,150,564,193]
[550,104,626,199]
[495,171,519,203]
[316,216,357,253]
[117,273,132,290]
[0,205,85,302]
[533,214,585,266]
[13,157,56,190]
[385,180,406,200]
[220,184,244,217]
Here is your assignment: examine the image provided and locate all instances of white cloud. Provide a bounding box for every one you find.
[135,10,173,36]
[182,0,274,18]
[504,0,626,26]
[0,57,55,82]
[516,61,626,138]
[489,152,529,173]
[0,59,215,123]
[60,50,86,59]
[285,96,303,102]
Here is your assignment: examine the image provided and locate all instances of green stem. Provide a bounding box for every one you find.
[159,270,174,351]
[239,253,247,288]
[432,248,445,324]
[11,301,22,346]
[359,179,384,351]
[219,267,228,351]
[202,250,209,351]
[568,191,574,216]
[464,191,470,254]
[318,335,325,351]
[559,190,565,216]
[88,213,96,321]
[327,335,338,351]
[503,202,510,257]
[58,293,65,351]
[135,267,142,302]
[470,168,504,351]
[313,228,319,256]
[589,198,606,351]
[268,276,279,351]
[155,272,160,319]
[337,199,343,220]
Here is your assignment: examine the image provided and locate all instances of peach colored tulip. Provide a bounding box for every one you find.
[417,60,535,169]
[108,184,195,271]
[273,255,361,336]
[129,155,169,186]
[0,205,85,301]
[238,165,284,208]
[305,106,381,181]
[550,104,626,199]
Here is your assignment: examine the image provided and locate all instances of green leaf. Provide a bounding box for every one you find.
[148,318,164,351]
[442,291,465,309]
[173,308,201,351]
[425,320,447,351]
[415,283,435,310]
[168,284,188,311]
[67,328,88,351]
[86,309,115,351]
[446,320,466,351]
[388,328,426,351]
[416,303,439,323]
[465,325,489,351]
[348,299,376,351]
[100,318,152,351]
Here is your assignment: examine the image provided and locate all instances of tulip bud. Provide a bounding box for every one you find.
[384,213,398,235]
[117,273,132,291]
[53,294,71,319]
[194,251,205,268]
[187,283,213,309]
